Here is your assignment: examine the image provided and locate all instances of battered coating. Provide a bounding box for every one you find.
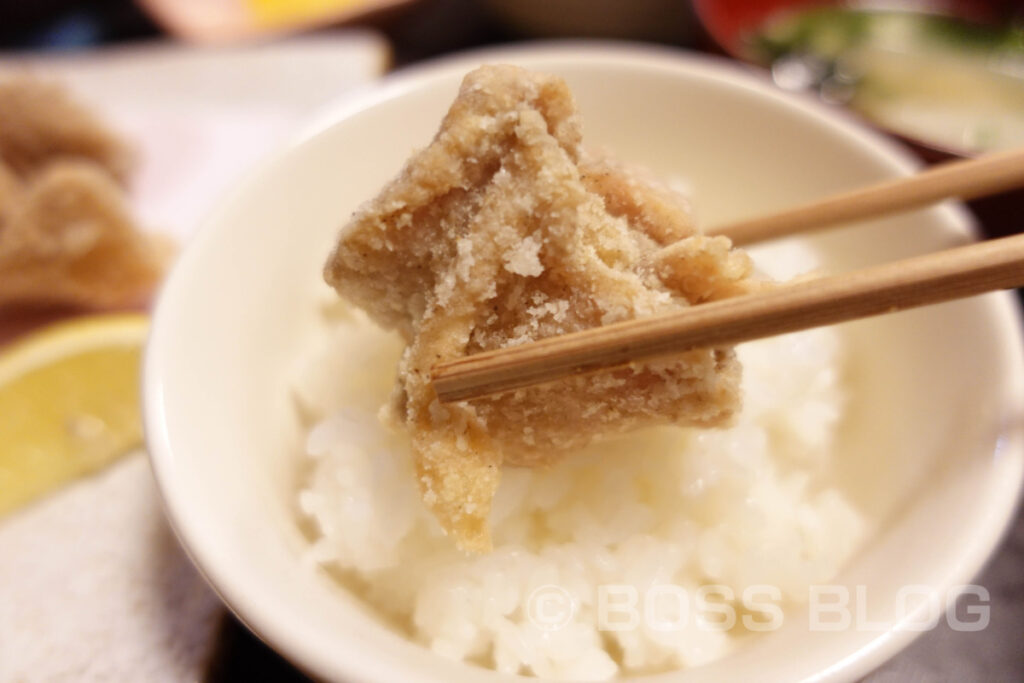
[0,162,170,310]
[0,160,21,223]
[325,65,756,551]
[0,78,169,311]
[0,77,134,182]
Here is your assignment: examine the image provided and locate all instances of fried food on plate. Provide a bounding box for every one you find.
[0,77,134,183]
[0,162,170,310]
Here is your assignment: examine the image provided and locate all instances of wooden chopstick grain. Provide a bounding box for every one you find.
[707,147,1024,246]
[432,233,1024,403]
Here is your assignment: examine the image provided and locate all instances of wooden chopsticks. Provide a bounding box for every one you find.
[708,147,1024,246]
[431,149,1024,404]
[433,233,1024,402]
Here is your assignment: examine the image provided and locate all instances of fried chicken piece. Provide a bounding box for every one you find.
[0,159,22,223]
[324,65,755,551]
[0,162,170,310]
[0,77,134,183]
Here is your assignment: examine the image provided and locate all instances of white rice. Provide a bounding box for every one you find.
[291,241,869,680]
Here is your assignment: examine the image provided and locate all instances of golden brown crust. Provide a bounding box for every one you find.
[654,235,756,303]
[0,159,23,224]
[0,162,170,310]
[0,77,135,183]
[324,65,755,551]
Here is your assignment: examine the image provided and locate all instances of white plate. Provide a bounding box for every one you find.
[1,33,390,241]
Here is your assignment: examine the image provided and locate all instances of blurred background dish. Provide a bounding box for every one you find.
[694,0,1024,158]
[692,0,1024,239]
[137,0,419,43]
[0,35,390,239]
[0,31,389,683]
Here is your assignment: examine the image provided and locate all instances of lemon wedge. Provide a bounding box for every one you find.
[0,313,148,517]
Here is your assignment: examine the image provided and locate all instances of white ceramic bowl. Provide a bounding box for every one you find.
[144,44,1024,682]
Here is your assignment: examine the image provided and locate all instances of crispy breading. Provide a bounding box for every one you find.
[0,162,170,310]
[325,65,755,551]
[0,159,22,223]
[0,77,134,183]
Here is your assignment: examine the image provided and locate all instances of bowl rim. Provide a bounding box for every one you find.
[144,40,1024,683]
